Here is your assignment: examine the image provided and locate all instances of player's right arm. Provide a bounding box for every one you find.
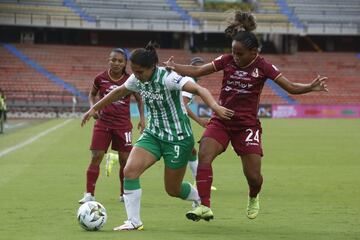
[183,96,208,127]
[164,56,215,78]
[182,80,234,120]
[81,85,132,126]
[88,85,100,119]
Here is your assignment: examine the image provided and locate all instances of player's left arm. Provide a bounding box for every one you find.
[274,75,328,94]
[81,85,132,126]
[133,92,145,133]
[182,81,234,120]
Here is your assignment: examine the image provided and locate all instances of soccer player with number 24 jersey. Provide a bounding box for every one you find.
[164,11,328,222]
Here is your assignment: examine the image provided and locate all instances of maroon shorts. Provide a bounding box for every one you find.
[202,118,263,156]
[90,124,132,152]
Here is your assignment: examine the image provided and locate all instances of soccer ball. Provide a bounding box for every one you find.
[77,201,107,231]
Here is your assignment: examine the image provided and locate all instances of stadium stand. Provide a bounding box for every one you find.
[2,44,359,107]
[285,0,360,34]
[0,44,73,105]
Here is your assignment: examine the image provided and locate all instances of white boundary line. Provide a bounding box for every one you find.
[0,119,73,158]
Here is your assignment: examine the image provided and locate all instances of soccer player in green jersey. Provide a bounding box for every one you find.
[81,42,234,230]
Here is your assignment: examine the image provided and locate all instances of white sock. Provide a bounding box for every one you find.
[123,189,142,226]
[186,184,201,204]
[188,159,198,181]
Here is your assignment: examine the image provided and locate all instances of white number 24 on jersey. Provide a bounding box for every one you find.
[245,129,260,142]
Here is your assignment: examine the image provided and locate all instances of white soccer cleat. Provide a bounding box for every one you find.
[78,192,95,204]
[119,195,124,202]
[113,220,144,231]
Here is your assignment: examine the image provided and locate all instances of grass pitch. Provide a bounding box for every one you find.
[0,118,359,240]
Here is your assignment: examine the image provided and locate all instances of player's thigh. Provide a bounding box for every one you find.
[90,125,112,151]
[111,129,133,152]
[124,146,157,179]
[200,118,230,163]
[162,136,195,169]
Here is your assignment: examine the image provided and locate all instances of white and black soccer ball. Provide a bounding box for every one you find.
[77,201,107,231]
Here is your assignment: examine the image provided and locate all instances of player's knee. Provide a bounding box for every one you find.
[246,173,263,186]
[198,151,214,164]
[90,153,103,165]
[123,165,139,179]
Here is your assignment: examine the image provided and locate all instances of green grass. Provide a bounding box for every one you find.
[0,118,359,240]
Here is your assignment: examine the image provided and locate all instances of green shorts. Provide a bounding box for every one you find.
[135,131,195,169]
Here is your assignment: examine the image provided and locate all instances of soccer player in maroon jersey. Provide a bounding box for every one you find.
[164,11,328,221]
[79,48,145,204]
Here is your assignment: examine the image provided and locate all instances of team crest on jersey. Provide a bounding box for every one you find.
[173,75,183,84]
[251,68,259,78]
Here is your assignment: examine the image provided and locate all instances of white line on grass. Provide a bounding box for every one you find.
[0,119,73,158]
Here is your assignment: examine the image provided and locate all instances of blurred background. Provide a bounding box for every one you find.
[0,0,359,128]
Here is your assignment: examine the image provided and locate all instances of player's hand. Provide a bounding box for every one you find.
[93,111,100,120]
[163,56,175,71]
[197,118,209,128]
[137,117,145,134]
[213,105,234,120]
[81,108,96,127]
[310,75,328,92]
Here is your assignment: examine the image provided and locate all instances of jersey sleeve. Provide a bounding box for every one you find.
[124,74,139,92]
[165,71,191,91]
[181,78,196,99]
[93,75,100,90]
[212,54,232,72]
[263,60,282,81]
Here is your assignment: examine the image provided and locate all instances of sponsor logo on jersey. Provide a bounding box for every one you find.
[230,70,251,81]
[234,70,248,77]
[140,89,164,101]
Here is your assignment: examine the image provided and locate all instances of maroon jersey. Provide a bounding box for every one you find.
[212,54,281,128]
[93,70,132,130]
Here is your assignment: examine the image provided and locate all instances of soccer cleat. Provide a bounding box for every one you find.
[119,195,124,202]
[78,192,95,204]
[246,195,260,219]
[105,153,117,177]
[113,220,144,231]
[186,205,214,222]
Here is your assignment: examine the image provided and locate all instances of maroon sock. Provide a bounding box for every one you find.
[119,165,125,196]
[196,163,213,207]
[86,164,99,195]
[249,175,263,198]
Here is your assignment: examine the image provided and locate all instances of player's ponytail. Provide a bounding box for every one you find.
[130,41,159,68]
[225,10,259,50]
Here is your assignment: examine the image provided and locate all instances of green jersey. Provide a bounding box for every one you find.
[125,67,193,142]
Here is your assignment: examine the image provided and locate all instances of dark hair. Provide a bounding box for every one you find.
[112,48,128,59]
[130,41,159,68]
[225,10,259,50]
